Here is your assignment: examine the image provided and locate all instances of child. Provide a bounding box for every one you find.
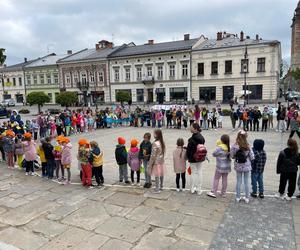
[42,137,55,179]
[207,134,231,198]
[22,132,36,176]
[61,137,72,185]
[89,141,104,186]
[139,133,152,188]
[37,139,47,177]
[14,134,24,169]
[128,139,141,186]
[3,130,15,169]
[115,137,130,184]
[173,138,187,192]
[31,119,39,140]
[54,136,64,181]
[78,138,92,187]
[230,130,254,203]
[251,139,267,198]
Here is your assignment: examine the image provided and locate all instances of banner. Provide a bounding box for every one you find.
[151,104,187,110]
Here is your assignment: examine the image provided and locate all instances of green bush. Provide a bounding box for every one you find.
[18,109,30,114]
[222,109,231,116]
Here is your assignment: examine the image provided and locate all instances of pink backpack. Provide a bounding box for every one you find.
[193,144,207,162]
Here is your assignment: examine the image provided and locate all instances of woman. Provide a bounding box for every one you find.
[186,123,206,195]
[194,105,201,125]
[22,132,37,176]
[148,129,166,193]
[230,130,254,203]
[276,138,300,200]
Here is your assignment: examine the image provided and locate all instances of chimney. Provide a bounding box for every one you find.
[255,34,259,41]
[184,34,190,41]
[217,32,222,41]
[240,31,244,42]
[24,57,27,63]
[148,39,154,45]
[67,50,72,55]
[107,42,113,48]
[95,44,100,50]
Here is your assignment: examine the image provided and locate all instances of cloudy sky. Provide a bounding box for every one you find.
[0,0,298,65]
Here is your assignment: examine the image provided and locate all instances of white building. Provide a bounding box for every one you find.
[191,32,281,103]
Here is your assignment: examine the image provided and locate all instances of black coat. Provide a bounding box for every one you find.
[42,142,54,160]
[186,132,205,163]
[276,148,300,174]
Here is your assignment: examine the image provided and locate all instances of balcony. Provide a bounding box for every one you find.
[142,76,154,85]
[77,81,89,92]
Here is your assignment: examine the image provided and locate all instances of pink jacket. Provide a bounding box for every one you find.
[22,141,37,161]
[173,146,187,173]
[127,147,141,171]
[61,143,72,165]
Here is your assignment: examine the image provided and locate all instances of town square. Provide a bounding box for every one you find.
[0,0,300,249]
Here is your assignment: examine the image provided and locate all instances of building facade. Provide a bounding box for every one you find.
[108,35,206,103]
[191,32,281,103]
[24,53,67,104]
[57,41,119,105]
[291,0,300,70]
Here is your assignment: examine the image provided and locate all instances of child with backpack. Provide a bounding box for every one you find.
[207,134,231,198]
[89,141,104,186]
[173,138,187,192]
[139,133,152,188]
[127,139,141,186]
[115,137,130,184]
[230,130,254,203]
[251,139,267,198]
[61,137,72,185]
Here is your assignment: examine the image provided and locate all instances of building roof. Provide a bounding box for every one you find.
[57,46,122,63]
[0,59,36,72]
[193,36,280,51]
[109,39,198,58]
[25,54,67,68]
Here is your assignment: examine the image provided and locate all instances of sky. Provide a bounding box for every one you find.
[0,0,298,65]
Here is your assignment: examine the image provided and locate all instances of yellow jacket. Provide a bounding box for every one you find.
[37,146,46,163]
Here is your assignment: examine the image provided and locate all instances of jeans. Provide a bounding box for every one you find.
[278,120,286,132]
[119,164,128,182]
[176,173,186,189]
[155,176,164,191]
[143,160,151,184]
[41,162,47,176]
[251,171,264,194]
[190,162,203,193]
[47,159,55,179]
[203,119,208,130]
[236,171,250,199]
[212,170,228,195]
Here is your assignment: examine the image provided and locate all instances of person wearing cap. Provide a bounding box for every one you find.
[3,130,15,169]
[128,139,141,186]
[22,132,37,176]
[115,137,130,184]
[54,136,64,181]
[77,139,92,187]
[61,137,72,185]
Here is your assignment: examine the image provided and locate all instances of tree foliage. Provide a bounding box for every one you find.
[26,92,50,113]
[116,91,131,103]
[56,91,78,108]
[0,48,6,65]
[291,68,300,80]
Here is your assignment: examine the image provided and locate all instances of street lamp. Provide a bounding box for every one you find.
[243,46,248,107]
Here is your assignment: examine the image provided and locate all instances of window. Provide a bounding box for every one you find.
[90,72,95,83]
[53,74,59,84]
[73,73,79,84]
[55,92,59,100]
[18,77,22,86]
[199,87,216,101]
[157,65,163,79]
[257,58,265,72]
[241,59,249,73]
[65,74,71,85]
[182,64,188,77]
[33,74,38,84]
[136,89,144,102]
[47,93,52,101]
[13,78,16,86]
[47,74,51,84]
[147,66,152,77]
[136,67,142,80]
[80,72,87,84]
[225,60,232,74]
[114,68,119,81]
[26,75,31,85]
[40,74,44,84]
[211,62,218,75]
[169,64,175,78]
[243,85,263,100]
[197,63,204,75]
[98,71,104,82]
[125,68,130,81]
[170,87,188,101]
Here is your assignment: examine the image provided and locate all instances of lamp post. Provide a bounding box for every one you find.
[243,46,248,107]
[77,81,89,107]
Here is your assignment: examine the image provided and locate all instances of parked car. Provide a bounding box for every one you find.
[2,99,15,107]
[0,105,10,118]
[285,91,300,101]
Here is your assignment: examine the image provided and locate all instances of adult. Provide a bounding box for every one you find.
[276,138,300,200]
[194,105,201,125]
[10,110,21,124]
[186,123,205,195]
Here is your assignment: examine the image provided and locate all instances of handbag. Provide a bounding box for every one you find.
[187,166,192,175]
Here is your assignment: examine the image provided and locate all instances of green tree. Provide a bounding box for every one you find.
[26,91,50,113]
[0,48,6,65]
[291,68,300,80]
[116,91,131,103]
[56,91,78,108]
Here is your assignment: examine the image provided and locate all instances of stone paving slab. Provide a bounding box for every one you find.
[99,239,133,250]
[145,210,185,229]
[104,192,146,207]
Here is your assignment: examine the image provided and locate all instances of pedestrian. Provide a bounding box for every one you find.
[54,136,64,181]
[289,111,300,139]
[37,139,47,177]
[230,109,238,130]
[261,107,269,132]
[276,138,300,201]
[61,137,72,185]
[14,134,24,169]
[253,107,262,132]
[186,123,206,195]
[207,134,231,198]
[127,139,141,186]
[42,137,55,179]
[230,130,254,203]
[78,138,93,187]
[147,129,166,193]
[88,141,104,186]
[3,130,15,169]
[139,133,152,188]
[173,138,187,192]
[22,132,36,176]
[250,139,267,198]
[115,137,130,184]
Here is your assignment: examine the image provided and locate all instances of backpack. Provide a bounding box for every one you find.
[115,146,127,165]
[235,149,248,164]
[93,152,103,166]
[193,144,207,162]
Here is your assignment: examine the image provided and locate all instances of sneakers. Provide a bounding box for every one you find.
[274,193,284,199]
[259,193,264,199]
[285,195,292,201]
[125,181,131,184]
[235,197,241,202]
[25,172,29,176]
[251,192,258,198]
[244,198,250,204]
[64,181,70,185]
[131,182,135,186]
[31,172,35,176]
[207,191,216,198]
[153,189,161,194]
[176,188,180,192]
[191,188,196,194]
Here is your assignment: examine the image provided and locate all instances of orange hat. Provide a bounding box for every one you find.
[118,137,126,145]
[130,139,138,147]
[61,137,70,143]
[6,130,15,137]
[78,138,89,146]
[56,135,64,142]
[24,132,32,139]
